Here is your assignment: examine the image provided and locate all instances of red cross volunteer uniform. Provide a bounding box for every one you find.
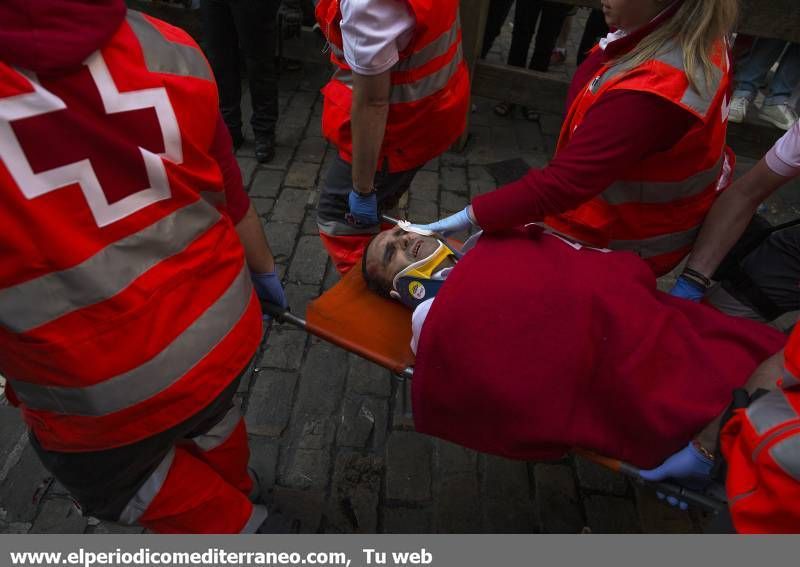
[720,326,800,533]
[470,2,734,276]
[315,0,470,273]
[0,0,267,533]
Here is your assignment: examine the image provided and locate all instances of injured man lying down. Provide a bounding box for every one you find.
[362,224,786,468]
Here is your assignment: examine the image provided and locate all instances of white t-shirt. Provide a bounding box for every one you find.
[339,0,415,76]
[766,120,800,177]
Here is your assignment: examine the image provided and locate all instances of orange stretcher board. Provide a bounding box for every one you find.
[305,262,415,375]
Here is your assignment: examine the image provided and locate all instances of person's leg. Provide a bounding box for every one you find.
[738,224,800,315]
[187,405,254,496]
[712,224,800,321]
[732,38,787,101]
[200,0,243,144]
[480,0,515,58]
[507,1,542,68]
[758,43,800,129]
[231,0,281,161]
[317,156,380,273]
[28,371,268,533]
[765,43,800,105]
[577,9,608,65]
[528,2,571,72]
[316,156,420,273]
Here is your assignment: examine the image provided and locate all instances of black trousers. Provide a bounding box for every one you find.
[577,9,608,65]
[507,1,571,72]
[30,368,246,521]
[316,155,420,235]
[710,223,800,322]
[201,0,280,140]
[481,0,515,58]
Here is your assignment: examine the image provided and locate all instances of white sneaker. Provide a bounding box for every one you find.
[757,103,799,130]
[728,95,749,123]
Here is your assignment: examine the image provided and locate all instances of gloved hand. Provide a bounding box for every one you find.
[669,275,705,302]
[411,207,477,236]
[639,442,714,510]
[251,271,288,319]
[348,190,379,226]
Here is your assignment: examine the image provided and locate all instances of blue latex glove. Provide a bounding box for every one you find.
[251,271,288,319]
[669,275,705,302]
[639,442,714,510]
[347,190,379,226]
[412,207,476,236]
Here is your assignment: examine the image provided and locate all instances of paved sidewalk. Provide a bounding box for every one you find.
[3,10,799,534]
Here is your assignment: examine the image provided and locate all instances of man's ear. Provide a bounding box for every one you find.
[389,290,400,300]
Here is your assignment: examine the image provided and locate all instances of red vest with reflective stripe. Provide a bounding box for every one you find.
[545,41,733,276]
[316,0,470,172]
[721,327,800,533]
[0,11,262,452]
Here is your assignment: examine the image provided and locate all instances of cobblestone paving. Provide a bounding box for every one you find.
[3,10,800,535]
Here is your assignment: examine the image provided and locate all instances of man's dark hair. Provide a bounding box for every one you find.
[361,235,393,298]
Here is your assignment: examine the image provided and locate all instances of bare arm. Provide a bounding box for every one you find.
[235,203,276,274]
[350,69,391,194]
[695,348,785,451]
[685,158,788,278]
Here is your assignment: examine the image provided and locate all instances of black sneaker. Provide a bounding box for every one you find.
[255,136,276,164]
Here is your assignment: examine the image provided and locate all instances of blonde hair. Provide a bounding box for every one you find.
[613,0,738,93]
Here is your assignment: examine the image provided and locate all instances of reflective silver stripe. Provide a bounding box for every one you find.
[609,225,699,258]
[390,45,463,104]
[602,155,723,206]
[334,47,463,104]
[317,217,379,237]
[119,448,175,525]
[241,504,268,534]
[126,10,212,80]
[747,390,799,436]
[200,190,227,209]
[770,434,800,481]
[728,488,757,507]
[333,67,353,88]
[0,199,221,333]
[8,266,254,416]
[330,43,345,59]
[783,367,800,388]
[590,41,719,117]
[395,15,460,72]
[192,406,242,452]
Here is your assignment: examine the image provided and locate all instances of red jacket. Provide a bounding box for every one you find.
[316,0,470,172]
[721,327,800,533]
[0,0,261,451]
[413,227,786,468]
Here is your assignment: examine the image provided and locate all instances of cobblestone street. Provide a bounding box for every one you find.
[2,7,800,535]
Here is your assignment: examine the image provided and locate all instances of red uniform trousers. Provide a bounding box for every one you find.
[30,369,265,534]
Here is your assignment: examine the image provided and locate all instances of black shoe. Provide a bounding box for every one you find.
[257,509,301,534]
[231,130,245,152]
[255,137,276,164]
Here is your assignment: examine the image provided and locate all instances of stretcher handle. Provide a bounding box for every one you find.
[261,301,308,329]
[576,450,726,512]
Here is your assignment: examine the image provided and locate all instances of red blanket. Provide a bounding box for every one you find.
[413,227,786,468]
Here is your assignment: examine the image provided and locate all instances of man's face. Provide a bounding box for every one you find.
[364,227,444,290]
